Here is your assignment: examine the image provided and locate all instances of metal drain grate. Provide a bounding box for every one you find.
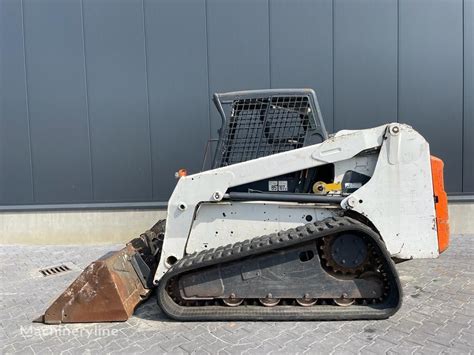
[39,264,71,277]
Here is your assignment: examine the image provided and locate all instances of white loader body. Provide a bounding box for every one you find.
[154,123,439,284]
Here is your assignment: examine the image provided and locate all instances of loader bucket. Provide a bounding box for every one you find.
[35,229,162,324]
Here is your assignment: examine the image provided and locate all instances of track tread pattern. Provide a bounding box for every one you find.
[157,217,401,321]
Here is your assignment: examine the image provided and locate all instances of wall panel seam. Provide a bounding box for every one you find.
[20,0,35,201]
[268,0,272,89]
[332,0,335,132]
[80,0,94,200]
[141,0,154,199]
[397,0,400,124]
[205,0,212,141]
[462,0,465,191]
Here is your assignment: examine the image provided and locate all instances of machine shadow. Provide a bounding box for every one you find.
[133,290,172,322]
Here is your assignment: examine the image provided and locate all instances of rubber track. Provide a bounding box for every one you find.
[157,216,402,321]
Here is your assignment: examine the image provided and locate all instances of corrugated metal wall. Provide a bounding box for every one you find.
[1,0,472,208]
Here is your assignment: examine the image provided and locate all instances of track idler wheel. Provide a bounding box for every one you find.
[296,297,317,307]
[223,297,244,307]
[259,297,280,307]
[333,297,355,307]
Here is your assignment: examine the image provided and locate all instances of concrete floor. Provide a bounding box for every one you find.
[1,235,473,354]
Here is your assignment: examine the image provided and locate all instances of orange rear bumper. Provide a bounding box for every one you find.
[430,156,450,253]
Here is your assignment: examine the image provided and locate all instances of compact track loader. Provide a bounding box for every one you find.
[38,89,449,323]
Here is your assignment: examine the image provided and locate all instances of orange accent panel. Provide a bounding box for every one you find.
[430,156,450,253]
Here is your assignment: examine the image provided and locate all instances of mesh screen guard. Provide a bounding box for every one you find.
[212,89,328,168]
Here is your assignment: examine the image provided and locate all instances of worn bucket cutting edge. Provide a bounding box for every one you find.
[35,240,154,324]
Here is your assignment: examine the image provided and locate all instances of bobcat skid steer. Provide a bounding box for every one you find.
[38,89,449,323]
